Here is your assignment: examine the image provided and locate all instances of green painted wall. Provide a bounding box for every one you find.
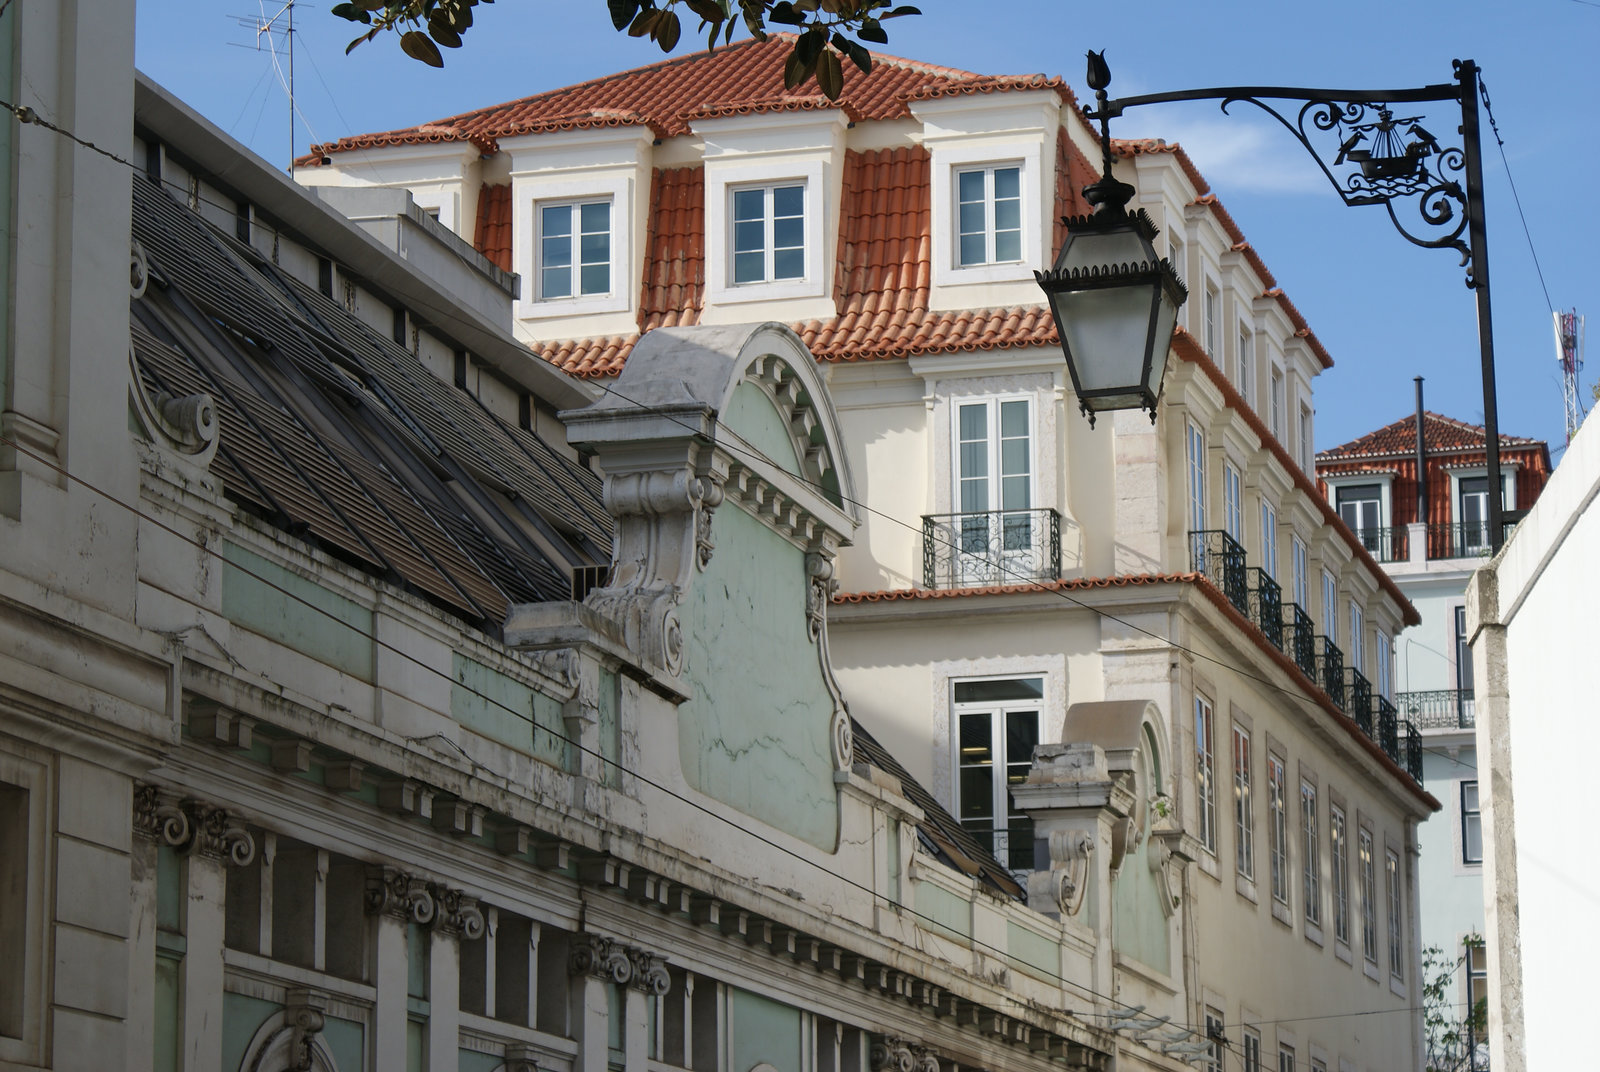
[677,503,839,851]
[1113,845,1170,972]
[730,988,801,1072]
[324,1016,365,1072]
[221,993,281,1072]
[598,669,621,788]
[0,0,12,414]
[912,880,971,939]
[451,653,570,770]
[1007,920,1058,980]
[460,1050,503,1072]
[221,541,374,680]
[726,382,801,476]
[154,953,180,1072]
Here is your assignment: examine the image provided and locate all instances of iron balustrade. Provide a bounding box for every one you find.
[1396,688,1476,729]
[1317,637,1345,709]
[1349,526,1409,563]
[1190,529,1249,614]
[1283,603,1317,678]
[1426,520,1513,560]
[1346,668,1373,736]
[1400,719,1424,783]
[1249,569,1283,650]
[921,508,1061,590]
[1377,695,1400,760]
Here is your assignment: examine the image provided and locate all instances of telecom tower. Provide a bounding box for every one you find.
[1555,308,1586,444]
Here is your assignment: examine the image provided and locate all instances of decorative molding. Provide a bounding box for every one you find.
[1048,830,1095,917]
[284,989,327,1072]
[183,800,256,865]
[131,239,149,299]
[695,474,725,570]
[431,884,487,939]
[133,783,191,847]
[804,551,836,644]
[627,948,671,995]
[363,866,436,925]
[567,932,672,994]
[129,344,219,465]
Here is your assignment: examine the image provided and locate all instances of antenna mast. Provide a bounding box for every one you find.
[1556,309,1586,444]
[229,2,297,175]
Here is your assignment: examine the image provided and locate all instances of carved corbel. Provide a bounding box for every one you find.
[133,783,191,847]
[284,989,327,1072]
[183,800,256,866]
[869,1037,916,1072]
[909,1047,942,1072]
[803,540,854,773]
[502,1044,541,1072]
[430,884,487,940]
[1049,830,1096,917]
[627,948,672,995]
[568,932,635,985]
[363,866,435,925]
[1149,827,1197,918]
[129,332,219,467]
[695,474,725,570]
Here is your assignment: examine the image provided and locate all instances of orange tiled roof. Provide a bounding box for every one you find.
[303,36,1075,163]
[1318,411,1544,461]
[473,183,512,274]
[834,572,1201,604]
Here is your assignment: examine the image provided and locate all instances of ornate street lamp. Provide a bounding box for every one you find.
[1036,52,1187,427]
[1044,51,1507,553]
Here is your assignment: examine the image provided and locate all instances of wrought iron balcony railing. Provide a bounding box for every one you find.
[1399,719,1424,783]
[1346,668,1373,736]
[1248,569,1283,650]
[1376,695,1400,760]
[1426,520,1503,560]
[1190,529,1248,614]
[1283,603,1317,679]
[1349,525,1409,563]
[1396,688,1476,730]
[1317,637,1345,709]
[922,508,1060,590]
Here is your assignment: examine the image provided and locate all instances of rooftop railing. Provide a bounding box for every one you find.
[1396,688,1476,730]
[1190,529,1248,614]
[922,508,1060,590]
[1249,568,1283,650]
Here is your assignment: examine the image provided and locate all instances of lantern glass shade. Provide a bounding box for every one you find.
[1036,207,1186,422]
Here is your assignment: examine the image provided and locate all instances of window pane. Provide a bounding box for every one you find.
[954,678,1043,703]
[1000,474,1030,512]
[993,229,1021,263]
[959,233,986,266]
[733,188,764,221]
[993,167,1020,199]
[580,232,609,263]
[772,184,804,217]
[773,247,804,280]
[1005,710,1039,777]
[959,403,989,443]
[733,250,764,284]
[958,769,994,819]
[1000,400,1028,439]
[958,170,986,202]
[1000,438,1030,479]
[541,204,572,237]
[959,713,993,764]
[542,233,572,268]
[773,216,803,251]
[993,197,1021,233]
[541,265,571,300]
[579,263,609,295]
[733,219,764,256]
[959,441,988,481]
[579,201,610,232]
[958,200,986,234]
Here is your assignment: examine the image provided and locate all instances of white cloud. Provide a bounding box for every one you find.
[1120,104,1330,197]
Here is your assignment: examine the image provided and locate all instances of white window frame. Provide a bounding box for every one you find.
[1204,1008,1225,1072]
[1279,1044,1296,1072]
[929,140,1045,288]
[1292,535,1309,609]
[1331,803,1350,947]
[1375,629,1392,700]
[1187,420,1207,532]
[1261,500,1279,580]
[1233,723,1254,881]
[1204,282,1220,357]
[1237,324,1255,407]
[1301,780,1321,926]
[727,180,807,286]
[953,162,1023,269]
[1386,848,1404,981]
[1196,695,1218,855]
[1448,467,1516,552]
[1461,781,1482,865]
[1359,827,1378,965]
[1269,364,1285,440]
[1243,1028,1262,1072]
[1298,402,1314,471]
[949,395,1037,587]
[513,171,634,320]
[951,676,1045,872]
[534,197,614,302]
[1224,463,1243,542]
[1321,570,1338,639]
[704,157,827,306]
[1349,602,1365,675]
[1268,753,1290,906]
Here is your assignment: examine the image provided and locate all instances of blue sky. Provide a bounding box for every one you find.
[135,1,1600,458]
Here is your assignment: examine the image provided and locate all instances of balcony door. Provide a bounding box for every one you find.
[954,677,1042,871]
[954,397,1034,586]
[1335,483,1383,552]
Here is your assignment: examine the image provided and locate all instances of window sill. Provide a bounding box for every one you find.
[1334,940,1353,966]
[1304,921,1324,948]
[1197,851,1219,882]
[1270,900,1292,928]
[1235,873,1258,904]
[1389,975,1407,998]
[516,292,630,320]
[1363,958,1381,982]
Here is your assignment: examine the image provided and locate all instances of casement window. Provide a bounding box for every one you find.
[952,397,1035,584]
[1386,849,1404,980]
[1224,463,1243,542]
[731,183,805,284]
[1335,483,1384,550]
[1321,570,1338,639]
[1349,603,1365,675]
[1261,500,1279,579]
[1461,781,1482,864]
[1331,804,1350,945]
[954,677,1042,871]
[1167,236,1184,283]
[1204,283,1220,357]
[1298,403,1314,471]
[1301,781,1321,926]
[955,164,1022,267]
[1269,365,1285,439]
[1242,1028,1262,1072]
[1279,1045,1296,1072]
[1359,828,1378,964]
[0,779,28,1042]
[1196,696,1218,854]
[1465,939,1488,1022]
[538,199,612,299]
[1233,724,1254,880]
[1188,419,1207,534]
[1268,755,1290,905]
[1238,326,1254,406]
[1205,1009,1226,1072]
[1292,535,1309,609]
[1455,606,1475,698]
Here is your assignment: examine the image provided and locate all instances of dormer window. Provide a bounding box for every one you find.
[731,183,805,284]
[955,164,1022,267]
[1335,483,1384,548]
[538,199,611,299]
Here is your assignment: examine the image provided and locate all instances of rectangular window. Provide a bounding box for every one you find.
[0,780,28,1040]
[1243,1028,1262,1072]
[732,183,805,284]
[1196,696,1218,854]
[1279,1045,1296,1072]
[1455,606,1474,695]
[1224,463,1243,542]
[1204,284,1220,357]
[1461,781,1482,864]
[1205,1009,1226,1072]
[954,677,1042,870]
[538,200,611,299]
[1261,500,1279,579]
[1465,938,1488,1026]
[1350,602,1365,674]
[1292,535,1309,609]
[1458,475,1493,551]
[1298,403,1314,471]
[1335,483,1384,551]
[956,165,1022,267]
[953,398,1034,584]
[1238,326,1254,406]
[1168,236,1184,284]
[1233,724,1254,880]
[1269,755,1289,905]
[1360,828,1378,963]
[1270,366,1285,439]
[1187,420,1207,533]
[1376,630,1392,700]
[1301,781,1321,926]
[1387,849,1403,980]
[1322,570,1338,639]
[1331,804,1350,945]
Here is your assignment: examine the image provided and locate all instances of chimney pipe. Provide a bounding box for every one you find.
[1414,377,1427,525]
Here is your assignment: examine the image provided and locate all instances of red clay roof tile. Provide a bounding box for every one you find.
[1318,411,1544,461]
[472,183,512,273]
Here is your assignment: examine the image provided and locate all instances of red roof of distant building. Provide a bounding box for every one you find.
[1318,411,1545,461]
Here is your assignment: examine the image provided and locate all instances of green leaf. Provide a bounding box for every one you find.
[857,18,887,42]
[884,5,921,15]
[795,25,824,62]
[833,32,871,74]
[685,0,725,24]
[783,48,814,90]
[608,0,640,31]
[400,29,445,66]
[330,3,364,20]
[628,8,659,36]
[655,10,681,50]
[345,27,381,54]
[769,2,805,25]
[815,47,844,101]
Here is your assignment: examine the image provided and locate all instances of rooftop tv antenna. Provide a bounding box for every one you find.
[1555,308,1586,443]
[227,2,297,175]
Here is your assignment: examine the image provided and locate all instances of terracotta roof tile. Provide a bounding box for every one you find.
[638,166,705,333]
[834,572,1200,603]
[1317,410,1544,461]
[304,36,1070,163]
[472,183,512,273]
[1113,138,1208,196]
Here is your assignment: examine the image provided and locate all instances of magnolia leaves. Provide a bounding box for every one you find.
[332,0,921,99]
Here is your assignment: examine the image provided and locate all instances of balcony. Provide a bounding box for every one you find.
[1189,529,1248,615]
[1346,667,1373,736]
[1426,520,1504,560]
[1349,526,1409,563]
[1282,603,1317,678]
[1249,569,1283,650]
[1396,688,1476,730]
[1398,717,1425,783]
[1376,694,1399,759]
[921,508,1060,590]
[1317,638,1345,709]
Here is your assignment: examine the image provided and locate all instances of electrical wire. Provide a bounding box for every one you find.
[0,92,1452,1052]
[1477,76,1554,317]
